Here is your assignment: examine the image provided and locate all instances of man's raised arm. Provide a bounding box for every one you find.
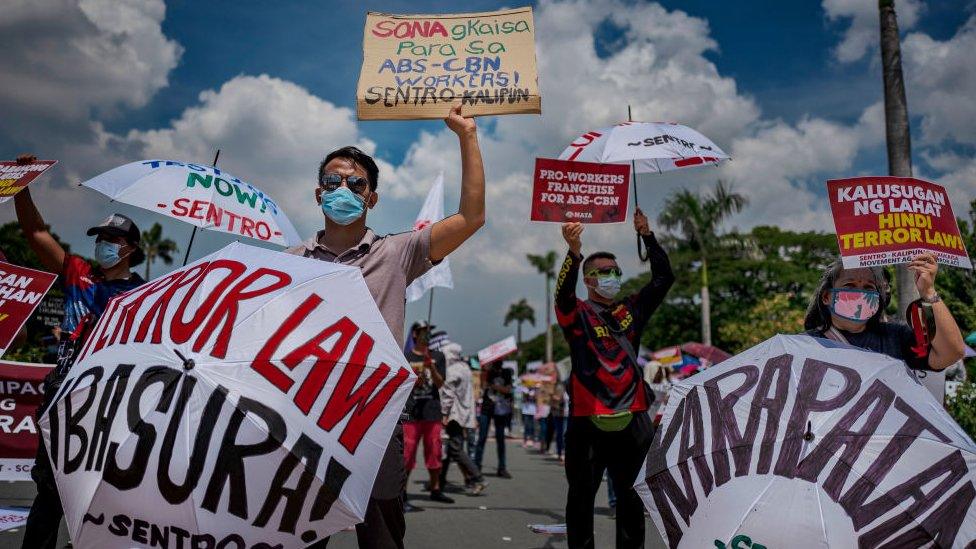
[12,155,65,273]
[430,105,486,262]
[556,223,584,316]
[633,208,674,321]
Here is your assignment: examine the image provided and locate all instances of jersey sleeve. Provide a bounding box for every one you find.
[627,233,675,327]
[555,250,582,329]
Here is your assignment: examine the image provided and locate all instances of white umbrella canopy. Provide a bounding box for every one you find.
[80,159,302,247]
[558,121,730,174]
[637,334,976,549]
[39,242,415,548]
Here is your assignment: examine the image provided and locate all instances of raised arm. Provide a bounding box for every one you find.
[632,208,675,323]
[910,253,965,370]
[556,223,583,315]
[430,105,485,262]
[12,156,65,273]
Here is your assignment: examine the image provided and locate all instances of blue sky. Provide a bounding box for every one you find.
[1,0,974,351]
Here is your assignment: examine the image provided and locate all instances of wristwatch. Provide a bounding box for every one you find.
[921,293,941,304]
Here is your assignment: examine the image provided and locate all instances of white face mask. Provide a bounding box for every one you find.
[591,275,622,299]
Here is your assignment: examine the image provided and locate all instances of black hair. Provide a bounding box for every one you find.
[803,259,890,332]
[320,146,379,191]
[582,251,617,273]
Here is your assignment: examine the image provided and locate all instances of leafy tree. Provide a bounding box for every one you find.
[504,298,535,347]
[0,221,71,270]
[626,225,837,353]
[140,222,179,280]
[937,199,976,337]
[659,181,747,345]
[946,382,976,440]
[527,250,558,362]
[719,293,805,353]
[520,324,569,364]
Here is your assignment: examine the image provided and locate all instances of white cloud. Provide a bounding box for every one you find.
[0,0,182,141]
[120,74,375,236]
[902,15,976,146]
[823,0,923,62]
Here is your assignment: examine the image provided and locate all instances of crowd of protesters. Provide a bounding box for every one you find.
[7,96,970,549]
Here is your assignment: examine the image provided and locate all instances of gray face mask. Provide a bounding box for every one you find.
[593,275,622,299]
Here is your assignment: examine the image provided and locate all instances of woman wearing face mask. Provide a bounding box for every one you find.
[803,253,965,371]
[555,208,675,549]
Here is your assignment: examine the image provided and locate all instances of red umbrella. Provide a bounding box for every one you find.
[681,341,732,364]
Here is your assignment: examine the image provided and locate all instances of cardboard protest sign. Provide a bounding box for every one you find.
[39,243,415,547]
[0,262,58,358]
[531,158,630,223]
[0,361,52,481]
[0,160,56,203]
[357,7,541,120]
[478,335,518,365]
[827,176,971,269]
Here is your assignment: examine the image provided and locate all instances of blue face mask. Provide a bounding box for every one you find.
[321,187,366,225]
[95,241,125,269]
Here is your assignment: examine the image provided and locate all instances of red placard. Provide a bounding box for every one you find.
[0,261,58,357]
[827,176,972,269]
[0,361,52,480]
[531,158,630,223]
[0,160,57,204]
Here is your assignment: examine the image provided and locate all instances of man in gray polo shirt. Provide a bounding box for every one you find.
[290,104,484,549]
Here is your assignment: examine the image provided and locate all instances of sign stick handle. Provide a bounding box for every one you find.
[182,149,220,266]
[629,106,649,262]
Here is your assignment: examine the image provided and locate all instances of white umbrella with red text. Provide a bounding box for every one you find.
[559,117,730,259]
[39,242,415,548]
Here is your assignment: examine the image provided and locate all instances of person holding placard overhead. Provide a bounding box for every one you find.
[288,104,484,549]
[555,210,674,549]
[803,254,965,370]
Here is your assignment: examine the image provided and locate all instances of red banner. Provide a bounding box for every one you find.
[0,261,58,357]
[827,176,972,269]
[531,158,630,223]
[0,160,57,204]
[0,361,51,480]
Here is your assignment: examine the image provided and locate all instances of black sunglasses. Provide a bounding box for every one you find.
[319,173,370,195]
[585,267,622,277]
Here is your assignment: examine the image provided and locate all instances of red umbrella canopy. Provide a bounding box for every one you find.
[681,341,732,364]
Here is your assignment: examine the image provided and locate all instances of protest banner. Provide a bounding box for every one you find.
[0,261,58,358]
[357,7,541,120]
[0,361,52,481]
[827,176,972,269]
[639,334,976,548]
[40,243,415,548]
[478,335,518,365]
[0,160,57,204]
[530,158,630,223]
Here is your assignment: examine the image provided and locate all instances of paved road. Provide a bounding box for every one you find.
[0,439,667,548]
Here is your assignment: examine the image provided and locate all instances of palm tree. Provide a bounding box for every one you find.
[879,0,918,318]
[140,222,179,280]
[527,250,558,362]
[659,181,747,346]
[504,298,536,348]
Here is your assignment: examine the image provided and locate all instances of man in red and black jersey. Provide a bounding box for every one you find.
[555,209,674,549]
